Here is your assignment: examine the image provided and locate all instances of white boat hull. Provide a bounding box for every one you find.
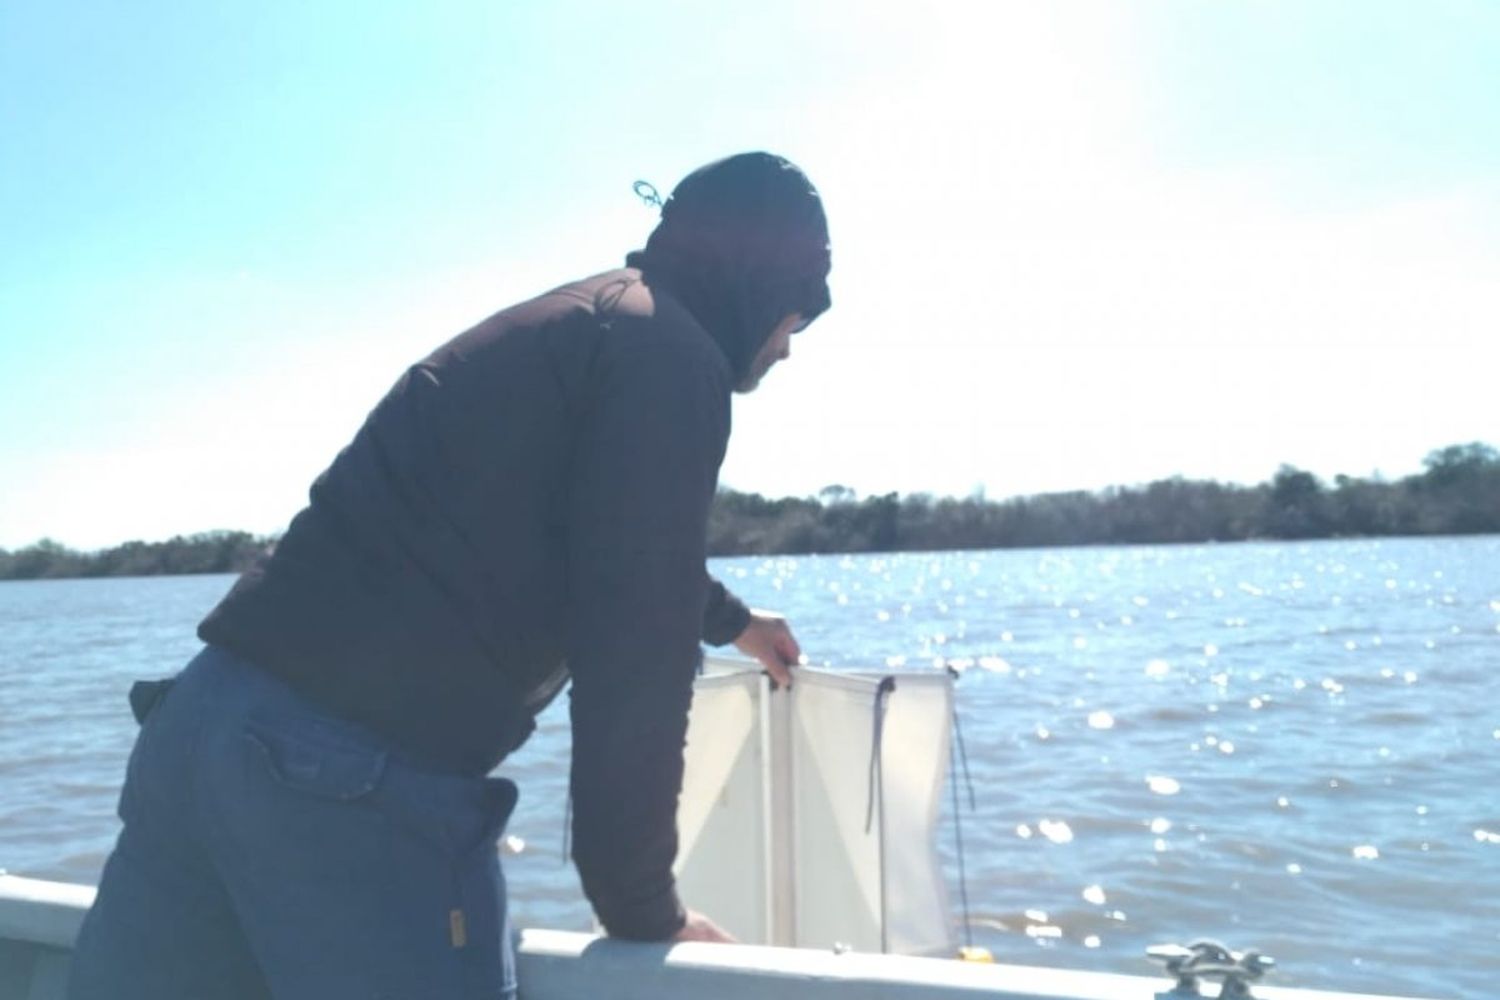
[0,873,1437,1000]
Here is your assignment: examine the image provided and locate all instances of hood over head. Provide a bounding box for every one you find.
[626,152,832,383]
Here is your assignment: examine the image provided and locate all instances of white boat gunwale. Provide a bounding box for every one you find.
[0,873,1442,1000]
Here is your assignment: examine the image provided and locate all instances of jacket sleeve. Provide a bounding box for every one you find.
[564,326,732,941]
[702,575,751,646]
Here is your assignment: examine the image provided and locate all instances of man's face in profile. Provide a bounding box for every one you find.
[737,313,805,393]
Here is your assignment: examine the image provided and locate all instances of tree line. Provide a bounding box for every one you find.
[0,532,272,581]
[2,442,1496,581]
[704,441,1500,555]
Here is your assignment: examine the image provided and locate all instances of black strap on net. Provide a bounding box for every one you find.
[864,676,898,833]
[947,665,978,950]
[863,675,898,953]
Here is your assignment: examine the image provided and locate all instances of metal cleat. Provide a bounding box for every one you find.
[1147,939,1276,998]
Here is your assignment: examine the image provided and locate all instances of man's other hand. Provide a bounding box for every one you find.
[732,609,801,689]
[673,909,737,943]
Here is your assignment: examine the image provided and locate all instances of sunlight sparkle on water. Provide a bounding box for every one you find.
[1087,711,1115,730]
[1039,819,1074,844]
[1352,845,1380,860]
[1082,885,1107,905]
[1084,935,1101,949]
[1146,773,1182,797]
[1147,775,1181,795]
[1150,817,1172,834]
[1475,830,1500,845]
[1144,659,1170,678]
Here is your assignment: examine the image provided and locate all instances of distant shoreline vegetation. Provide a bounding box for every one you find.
[2,442,1496,581]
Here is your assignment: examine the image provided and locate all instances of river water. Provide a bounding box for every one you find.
[2,536,1496,999]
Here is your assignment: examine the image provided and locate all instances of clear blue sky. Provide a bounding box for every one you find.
[3,1,1497,549]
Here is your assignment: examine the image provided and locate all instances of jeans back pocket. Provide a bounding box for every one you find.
[244,715,388,801]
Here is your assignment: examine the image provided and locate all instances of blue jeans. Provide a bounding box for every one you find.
[69,645,519,999]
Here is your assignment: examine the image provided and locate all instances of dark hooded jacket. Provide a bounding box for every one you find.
[197,153,831,942]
